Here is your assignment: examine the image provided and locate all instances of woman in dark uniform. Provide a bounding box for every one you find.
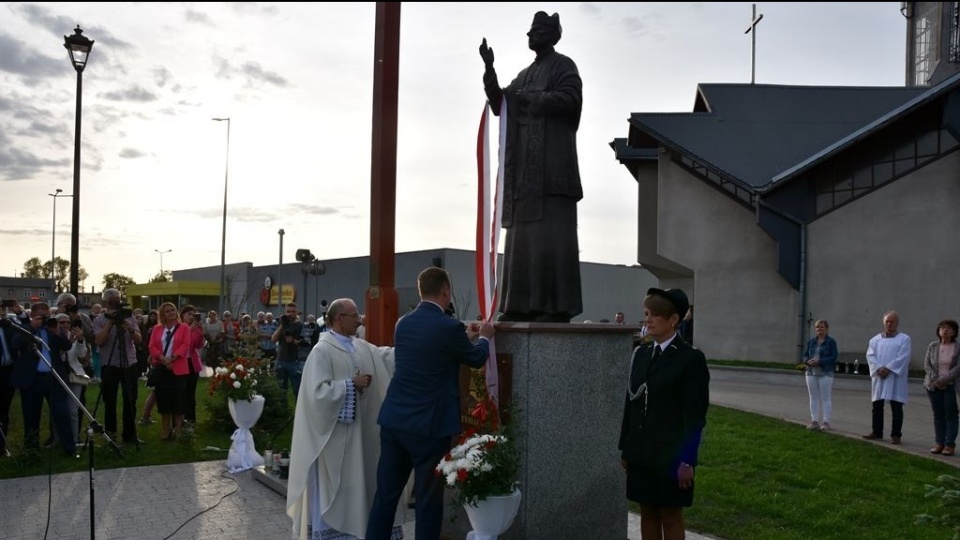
[619,288,710,540]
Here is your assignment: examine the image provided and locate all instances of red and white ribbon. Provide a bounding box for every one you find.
[476,99,506,404]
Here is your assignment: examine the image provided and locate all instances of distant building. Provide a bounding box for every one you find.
[0,276,55,309]
[129,248,656,326]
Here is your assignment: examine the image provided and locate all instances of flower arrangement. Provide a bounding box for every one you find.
[435,370,519,507]
[208,357,262,402]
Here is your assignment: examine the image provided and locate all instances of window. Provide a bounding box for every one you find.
[949,1,960,62]
[23,289,31,298]
[915,2,942,85]
[37,289,46,298]
[814,126,960,216]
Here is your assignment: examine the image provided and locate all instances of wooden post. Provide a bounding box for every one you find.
[365,2,401,346]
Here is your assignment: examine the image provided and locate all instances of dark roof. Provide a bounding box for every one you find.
[627,83,928,190]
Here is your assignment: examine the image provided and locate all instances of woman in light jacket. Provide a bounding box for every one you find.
[923,319,960,455]
[802,320,839,431]
[148,302,192,440]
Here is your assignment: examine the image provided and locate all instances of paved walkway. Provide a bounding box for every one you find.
[0,366,944,539]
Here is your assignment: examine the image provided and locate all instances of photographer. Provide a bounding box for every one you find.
[271,302,304,400]
[56,313,89,450]
[93,288,143,446]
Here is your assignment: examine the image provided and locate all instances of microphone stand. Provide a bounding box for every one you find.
[9,322,122,540]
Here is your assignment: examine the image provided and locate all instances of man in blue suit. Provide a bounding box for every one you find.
[367,267,495,540]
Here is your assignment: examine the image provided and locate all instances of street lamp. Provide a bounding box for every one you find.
[64,25,93,296]
[154,249,172,276]
[212,117,231,313]
[277,229,285,315]
[48,188,73,291]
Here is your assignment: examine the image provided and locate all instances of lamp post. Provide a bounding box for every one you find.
[212,117,231,313]
[48,188,73,291]
[154,249,172,276]
[64,25,94,296]
[277,229,285,315]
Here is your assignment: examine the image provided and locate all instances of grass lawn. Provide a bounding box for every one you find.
[677,406,958,540]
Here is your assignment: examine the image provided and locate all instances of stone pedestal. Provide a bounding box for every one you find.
[442,322,635,540]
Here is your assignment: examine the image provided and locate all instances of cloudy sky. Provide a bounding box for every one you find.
[1,2,906,290]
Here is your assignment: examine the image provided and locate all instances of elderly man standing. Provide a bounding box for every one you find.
[286,298,405,540]
[863,311,912,444]
[93,288,143,447]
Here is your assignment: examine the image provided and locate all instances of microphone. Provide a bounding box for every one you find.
[0,318,49,350]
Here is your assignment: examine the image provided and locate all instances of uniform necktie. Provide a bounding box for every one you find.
[646,345,662,377]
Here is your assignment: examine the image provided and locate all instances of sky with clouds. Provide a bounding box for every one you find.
[1,2,906,291]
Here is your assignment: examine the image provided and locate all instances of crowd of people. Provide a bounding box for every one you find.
[0,287,337,457]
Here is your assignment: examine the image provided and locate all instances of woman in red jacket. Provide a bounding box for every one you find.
[149,302,192,440]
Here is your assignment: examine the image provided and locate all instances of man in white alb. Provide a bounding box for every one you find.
[862,310,912,444]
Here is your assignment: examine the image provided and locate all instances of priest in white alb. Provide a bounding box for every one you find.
[287,298,409,540]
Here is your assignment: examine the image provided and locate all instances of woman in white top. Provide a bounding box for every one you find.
[923,319,960,455]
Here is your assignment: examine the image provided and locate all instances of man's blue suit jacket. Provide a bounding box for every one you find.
[377,301,489,438]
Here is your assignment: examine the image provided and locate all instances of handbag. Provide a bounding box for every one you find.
[146,365,163,388]
[69,372,91,386]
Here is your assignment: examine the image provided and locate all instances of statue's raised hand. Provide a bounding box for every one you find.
[479,38,495,68]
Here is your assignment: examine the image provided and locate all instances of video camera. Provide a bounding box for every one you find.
[105,305,134,323]
[279,315,299,338]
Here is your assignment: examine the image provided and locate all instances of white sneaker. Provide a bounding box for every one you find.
[820,422,831,431]
[807,421,820,430]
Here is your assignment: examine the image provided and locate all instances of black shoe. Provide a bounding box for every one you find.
[124,438,146,445]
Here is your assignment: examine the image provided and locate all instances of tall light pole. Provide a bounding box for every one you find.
[48,188,73,291]
[212,117,231,313]
[154,249,172,276]
[64,25,94,296]
[277,229,285,316]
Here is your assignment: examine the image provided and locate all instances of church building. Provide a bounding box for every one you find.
[612,2,960,366]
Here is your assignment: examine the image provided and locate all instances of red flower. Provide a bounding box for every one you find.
[457,469,468,483]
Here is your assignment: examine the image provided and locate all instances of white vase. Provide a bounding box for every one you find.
[226,394,265,473]
[463,488,522,540]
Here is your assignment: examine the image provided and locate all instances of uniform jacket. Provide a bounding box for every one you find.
[377,301,489,438]
[619,336,710,469]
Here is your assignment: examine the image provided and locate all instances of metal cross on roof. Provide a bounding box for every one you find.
[744,3,764,84]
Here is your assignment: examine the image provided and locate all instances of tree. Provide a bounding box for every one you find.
[102,273,136,297]
[21,256,89,292]
[22,257,44,278]
[148,271,171,283]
